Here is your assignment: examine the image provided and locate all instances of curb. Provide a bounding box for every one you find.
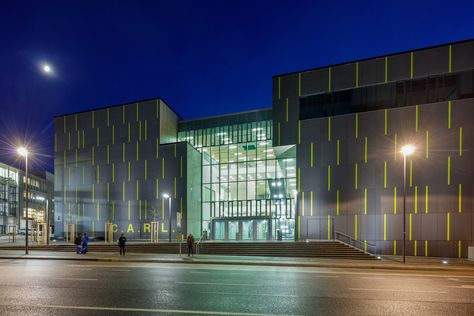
[1,255,474,273]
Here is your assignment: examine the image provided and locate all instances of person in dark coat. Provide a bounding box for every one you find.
[118,233,127,256]
[81,233,89,254]
[74,234,82,254]
[187,233,195,257]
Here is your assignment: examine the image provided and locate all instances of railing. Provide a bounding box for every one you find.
[334,231,377,256]
[195,232,206,254]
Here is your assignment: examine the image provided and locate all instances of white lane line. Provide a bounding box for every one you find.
[349,288,447,294]
[55,277,98,281]
[360,277,387,280]
[189,271,210,274]
[0,303,297,316]
[202,291,300,298]
[176,281,260,287]
[448,285,474,289]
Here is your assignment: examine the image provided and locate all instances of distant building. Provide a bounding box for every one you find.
[0,161,53,235]
[54,39,473,257]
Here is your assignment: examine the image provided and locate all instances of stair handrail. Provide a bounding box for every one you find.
[334,231,376,256]
[195,232,205,254]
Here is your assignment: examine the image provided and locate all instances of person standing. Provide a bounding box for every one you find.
[74,234,82,254]
[187,233,195,257]
[118,233,127,256]
[81,233,89,254]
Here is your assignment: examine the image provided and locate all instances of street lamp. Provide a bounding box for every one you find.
[400,144,415,264]
[163,193,172,242]
[17,147,29,255]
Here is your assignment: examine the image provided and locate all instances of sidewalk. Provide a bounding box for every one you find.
[1,249,473,273]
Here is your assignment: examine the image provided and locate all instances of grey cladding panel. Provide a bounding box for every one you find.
[359,57,385,86]
[388,52,410,82]
[301,68,329,95]
[333,63,356,91]
[453,41,474,72]
[414,46,448,78]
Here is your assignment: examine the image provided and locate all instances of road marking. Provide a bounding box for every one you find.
[176,281,260,287]
[448,285,474,289]
[202,291,300,298]
[189,271,210,274]
[360,277,387,280]
[349,288,447,294]
[111,269,130,272]
[55,277,97,281]
[0,303,295,316]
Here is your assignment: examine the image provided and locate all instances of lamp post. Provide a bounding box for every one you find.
[163,193,171,242]
[400,144,415,264]
[17,147,29,255]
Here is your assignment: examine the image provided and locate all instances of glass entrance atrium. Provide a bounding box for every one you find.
[178,119,296,240]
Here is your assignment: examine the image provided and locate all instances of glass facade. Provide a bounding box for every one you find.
[178,119,297,240]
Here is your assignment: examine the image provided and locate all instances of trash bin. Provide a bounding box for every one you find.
[277,229,282,241]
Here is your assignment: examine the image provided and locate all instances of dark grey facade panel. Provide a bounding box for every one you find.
[414,46,448,78]
[333,63,356,91]
[359,57,385,87]
[453,40,474,72]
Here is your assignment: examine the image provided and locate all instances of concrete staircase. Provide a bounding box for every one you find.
[0,240,375,260]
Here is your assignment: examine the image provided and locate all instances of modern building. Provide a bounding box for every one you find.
[54,39,473,257]
[0,161,54,236]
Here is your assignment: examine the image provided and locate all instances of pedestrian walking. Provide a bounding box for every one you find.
[118,233,127,256]
[81,233,89,254]
[187,233,195,256]
[74,234,82,254]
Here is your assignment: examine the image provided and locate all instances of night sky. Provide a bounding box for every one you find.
[1,0,473,172]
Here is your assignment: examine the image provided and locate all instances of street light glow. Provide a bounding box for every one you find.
[162,193,170,199]
[43,64,51,73]
[400,144,415,156]
[17,147,29,157]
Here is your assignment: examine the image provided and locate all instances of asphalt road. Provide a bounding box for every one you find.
[0,259,473,315]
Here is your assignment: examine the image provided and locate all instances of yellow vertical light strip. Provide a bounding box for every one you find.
[409,213,412,240]
[180,156,183,177]
[144,120,147,141]
[328,67,331,91]
[327,165,331,191]
[63,116,66,133]
[393,240,397,255]
[278,77,281,100]
[447,212,450,241]
[106,145,110,165]
[410,52,414,79]
[310,191,313,216]
[92,111,95,128]
[96,202,99,220]
[156,138,159,159]
[425,240,428,257]
[355,62,359,88]
[327,215,331,240]
[128,123,131,142]
[75,149,78,167]
[384,109,388,135]
[127,161,130,182]
[297,216,300,240]
[91,183,95,203]
[68,132,71,150]
[174,177,177,198]
[383,161,387,188]
[354,163,358,190]
[156,99,159,119]
[336,189,340,215]
[384,57,388,83]
[328,117,331,142]
[277,122,281,146]
[155,178,159,199]
[63,150,66,168]
[68,168,71,185]
[459,127,463,156]
[139,121,142,142]
[285,98,288,122]
[393,186,397,214]
[364,240,367,252]
[425,185,429,213]
[122,181,125,201]
[122,143,125,162]
[77,130,80,149]
[297,168,301,192]
[136,141,139,161]
[409,160,413,187]
[364,188,367,215]
[310,142,314,168]
[136,180,139,200]
[107,183,110,202]
[448,45,452,73]
[354,214,358,240]
[415,105,419,132]
[63,186,66,204]
[414,186,418,214]
[298,73,301,96]
[448,101,451,129]
[301,192,305,216]
[447,156,451,185]
[355,113,359,139]
[458,184,462,213]
[414,240,417,256]
[128,200,131,220]
[161,157,165,179]
[112,125,115,144]
[112,163,115,183]
[144,160,148,180]
[336,139,340,165]
[383,213,387,240]
[364,137,368,163]
[298,120,301,144]
[425,130,429,159]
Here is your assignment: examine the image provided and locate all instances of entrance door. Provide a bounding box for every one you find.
[228,220,239,240]
[212,217,271,241]
[255,219,268,240]
[214,221,225,240]
[241,220,253,240]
